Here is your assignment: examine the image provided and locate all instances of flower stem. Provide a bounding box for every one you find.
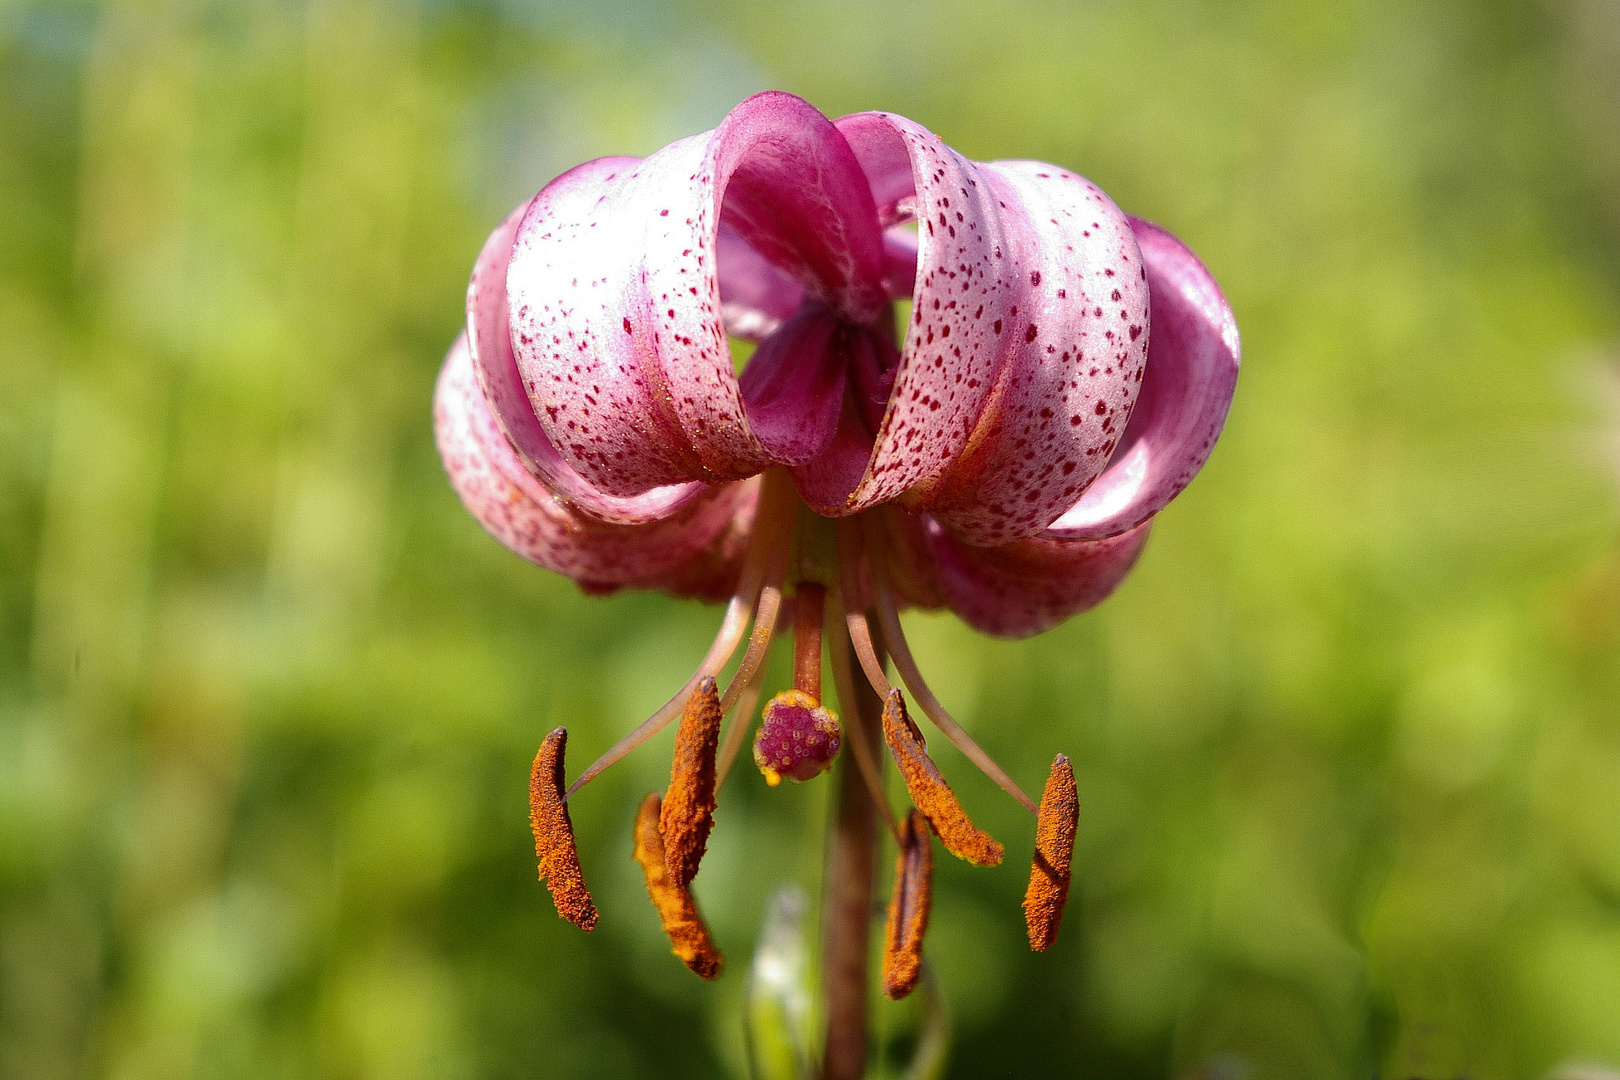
[820,618,884,1080]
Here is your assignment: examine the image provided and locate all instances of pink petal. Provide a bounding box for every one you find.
[435,335,753,598]
[789,324,897,512]
[508,92,885,496]
[923,518,1152,639]
[869,506,946,612]
[881,225,919,300]
[790,386,876,514]
[1044,218,1240,541]
[735,305,847,465]
[718,222,803,341]
[833,115,1148,545]
[832,111,1008,510]
[919,163,1148,546]
[466,188,708,525]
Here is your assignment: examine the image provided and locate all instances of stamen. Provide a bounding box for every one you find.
[660,676,721,888]
[529,728,598,931]
[566,578,754,799]
[567,473,796,799]
[633,792,724,980]
[827,591,901,840]
[836,521,894,697]
[882,808,934,1000]
[880,690,1004,867]
[717,521,790,717]
[869,564,1038,815]
[713,660,766,786]
[1024,754,1078,952]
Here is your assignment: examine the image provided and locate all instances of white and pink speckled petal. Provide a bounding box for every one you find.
[435,335,753,596]
[917,162,1148,547]
[507,92,886,497]
[923,518,1151,639]
[1044,217,1239,541]
[830,116,1145,541]
[832,111,1010,512]
[466,188,707,526]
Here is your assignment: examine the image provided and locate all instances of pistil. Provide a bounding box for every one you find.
[792,583,826,699]
[753,582,842,785]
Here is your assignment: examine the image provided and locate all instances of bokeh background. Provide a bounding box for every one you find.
[3,0,1620,1077]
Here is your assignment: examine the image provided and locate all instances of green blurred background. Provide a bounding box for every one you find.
[3,0,1619,1076]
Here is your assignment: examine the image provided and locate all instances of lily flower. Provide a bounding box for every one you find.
[434,91,1237,994]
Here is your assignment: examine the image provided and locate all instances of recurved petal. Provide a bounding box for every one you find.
[923,517,1152,638]
[832,114,1147,543]
[1043,218,1239,541]
[435,334,754,595]
[508,91,886,496]
[718,222,805,341]
[917,162,1149,547]
[466,188,708,525]
[831,111,1008,511]
[735,305,847,466]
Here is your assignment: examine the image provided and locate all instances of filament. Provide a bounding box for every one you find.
[718,527,788,717]
[836,519,894,697]
[566,475,793,799]
[868,542,1037,815]
[714,659,767,786]
[827,587,901,840]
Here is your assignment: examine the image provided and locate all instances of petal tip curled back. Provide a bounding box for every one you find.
[1043,218,1239,542]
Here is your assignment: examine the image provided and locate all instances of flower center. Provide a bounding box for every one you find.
[530,468,1082,985]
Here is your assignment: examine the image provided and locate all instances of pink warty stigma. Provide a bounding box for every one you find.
[753,689,842,785]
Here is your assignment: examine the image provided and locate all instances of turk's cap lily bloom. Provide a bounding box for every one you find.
[434,91,1237,984]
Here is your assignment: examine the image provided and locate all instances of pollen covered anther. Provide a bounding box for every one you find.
[880,690,1004,867]
[660,676,722,889]
[882,809,934,1000]
[633,792,724,980]
[529,728,598,931]
[1023,754,1079,951]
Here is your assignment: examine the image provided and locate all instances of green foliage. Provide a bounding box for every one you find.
[1,0,1618,1077]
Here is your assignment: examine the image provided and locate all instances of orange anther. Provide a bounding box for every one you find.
[660,676,722,888]
[529,728,598,931]
[633,792,724,980]
[882,809,934,1000]
[1023,754,1078,952]
[880,691,1003,867]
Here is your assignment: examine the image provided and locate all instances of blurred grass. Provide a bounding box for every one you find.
[2,0,1619,1077]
